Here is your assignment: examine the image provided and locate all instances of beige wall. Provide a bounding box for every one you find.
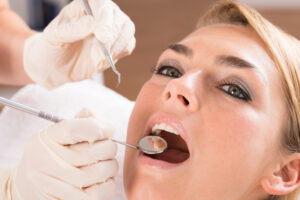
[262,9,300,39]
[104,1,300,101]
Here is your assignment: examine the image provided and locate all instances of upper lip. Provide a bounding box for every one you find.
[143,112,191,154]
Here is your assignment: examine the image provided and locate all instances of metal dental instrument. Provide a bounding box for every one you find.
[111,136,167,155]
[0,96,63,123]
[81,0,121,87]
[0,96,167,154]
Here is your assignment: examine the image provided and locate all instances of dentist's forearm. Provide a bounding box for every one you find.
[0,1,35,85]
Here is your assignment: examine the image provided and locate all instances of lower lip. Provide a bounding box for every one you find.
[138,152,188,170]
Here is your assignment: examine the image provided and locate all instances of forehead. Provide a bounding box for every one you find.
[175,25,278,83]
[183,24,266,49]
[180,24,274,68]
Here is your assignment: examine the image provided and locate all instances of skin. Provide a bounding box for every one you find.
[124,24,290,200]
[0,0,35,85]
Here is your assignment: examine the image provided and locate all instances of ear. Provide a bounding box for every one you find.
[261,153,300,195]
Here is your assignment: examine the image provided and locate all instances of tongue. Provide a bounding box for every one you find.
[151,149,190,163]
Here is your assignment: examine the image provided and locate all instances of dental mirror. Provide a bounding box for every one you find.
[111,135,168,155]
[138,135,168,154]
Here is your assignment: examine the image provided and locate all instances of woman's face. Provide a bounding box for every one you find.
[124,25,287,200]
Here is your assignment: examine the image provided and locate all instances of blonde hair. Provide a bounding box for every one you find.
[197,1,300,200]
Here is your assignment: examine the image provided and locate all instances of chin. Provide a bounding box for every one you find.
[124,176,180,200]
[124,147,192,200]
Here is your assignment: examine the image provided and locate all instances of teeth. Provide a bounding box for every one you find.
[153,129,162,135]
[151,123,179,135]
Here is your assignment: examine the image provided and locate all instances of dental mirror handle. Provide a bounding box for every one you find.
[0,96,167,154]
[110,138,138,150]
[0,96,62,123]
[81,0,121,87]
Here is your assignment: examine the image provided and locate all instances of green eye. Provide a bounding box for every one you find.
[155,66,182,78]
[228,85,241,96]
[219,84,251,101]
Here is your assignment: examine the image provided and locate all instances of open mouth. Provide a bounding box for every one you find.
[145,123,190,163]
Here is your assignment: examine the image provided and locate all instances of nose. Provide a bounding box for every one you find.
[162,72,200,112]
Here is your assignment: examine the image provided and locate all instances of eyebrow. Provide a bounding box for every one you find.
[167,44,193,57]
[216,55,257,70]
[216,55,266,83]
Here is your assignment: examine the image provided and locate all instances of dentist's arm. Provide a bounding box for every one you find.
[0,0,35,85]
[0,109,118,200]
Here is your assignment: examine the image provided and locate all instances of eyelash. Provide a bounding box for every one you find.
[217,81,252,102]
[152,65,251,102]
[152,65,182,78]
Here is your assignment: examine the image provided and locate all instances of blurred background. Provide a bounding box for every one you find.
[2,0,300,101]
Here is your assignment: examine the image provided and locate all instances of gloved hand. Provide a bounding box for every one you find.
[0,109,118,200]
[24,0,135,88]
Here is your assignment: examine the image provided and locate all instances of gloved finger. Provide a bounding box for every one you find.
[110,18,136,61]
[90,1,136,71]
[54,15,94,43]
[67,35,98,82]
[44,117,114,145]
[92,25,129,71]
[84,178,116,200]
[127,37,137,58]
[44,0,94,44]
[94,36,136,73]
[33,172,89,200]
[92,3,135,68]
[75,108,95,118]
[42,136,117,167]
[73,159,118,188]
[90,39,111,71]
[89,0,108,18]
[43,159,118,189]
[93,1,125,46]
[35,193,58,200]
[67,140,117,166]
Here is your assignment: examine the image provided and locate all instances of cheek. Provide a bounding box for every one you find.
[204,108,273,156]
[213,110,259,147]
[192,105,280,177]
[124,80,166,192]
[184,106,281,195]
[127,80,165,141]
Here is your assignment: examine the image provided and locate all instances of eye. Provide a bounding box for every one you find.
[218,83,251,101]
[154,65,182,78]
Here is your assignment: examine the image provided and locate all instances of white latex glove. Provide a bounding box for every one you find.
[0,109,118,200]
[24,0,135,89]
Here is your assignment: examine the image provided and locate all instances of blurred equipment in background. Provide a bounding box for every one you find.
[10,0,71,31]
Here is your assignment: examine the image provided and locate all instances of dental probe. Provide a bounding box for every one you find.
[0,96,167,154]
[81,0,121,87]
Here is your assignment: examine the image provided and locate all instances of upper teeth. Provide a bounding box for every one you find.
[151,123,179,135]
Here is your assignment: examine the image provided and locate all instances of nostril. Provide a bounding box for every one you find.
[163,91,190,106]
[182,96,189,106]
[177,95,189,106]
[164,91,171,100]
